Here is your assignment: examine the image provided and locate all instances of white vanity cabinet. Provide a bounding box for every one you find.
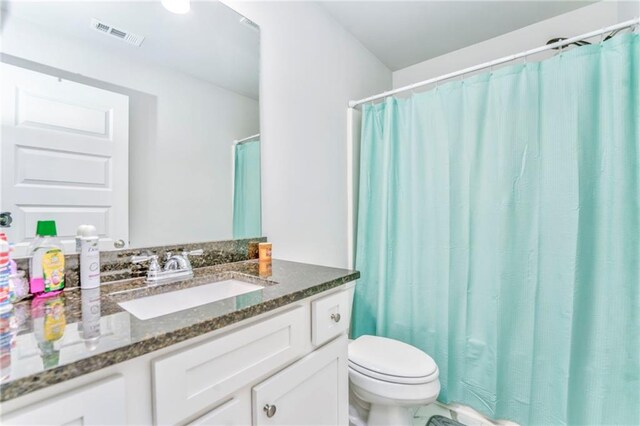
[1,285,354,426]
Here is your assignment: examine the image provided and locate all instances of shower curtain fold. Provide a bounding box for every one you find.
[352,34,639,425]
[233,140,261,239]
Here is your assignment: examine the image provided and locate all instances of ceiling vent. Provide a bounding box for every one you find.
[90,18,145,47]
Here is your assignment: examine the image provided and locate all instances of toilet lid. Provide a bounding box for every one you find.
[349,335,438,382]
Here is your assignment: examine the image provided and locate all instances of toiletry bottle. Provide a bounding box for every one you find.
[258,242,272,262]
[79,287,101,351]
[1,233,26,303]
[76,225,100,289]
[29,221,65,297]
[0,308,13,382]
[0,236,11,312]
[31,293,66,368]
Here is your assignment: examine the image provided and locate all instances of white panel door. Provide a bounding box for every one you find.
[252,335,349,426]
[0,63,129,253]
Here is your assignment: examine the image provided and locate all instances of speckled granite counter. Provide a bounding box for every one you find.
[0,259,359,402]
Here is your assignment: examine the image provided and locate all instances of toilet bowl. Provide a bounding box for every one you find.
[348,335,440,426]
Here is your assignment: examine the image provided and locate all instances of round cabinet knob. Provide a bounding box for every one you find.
[263,404,277,418]
[331,313,341,323]
[114,239,125,249]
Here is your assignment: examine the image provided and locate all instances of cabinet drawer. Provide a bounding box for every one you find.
[188,393,251,426]
[153,306,308,425]
[3,375,126,425]
[311,290,350,346]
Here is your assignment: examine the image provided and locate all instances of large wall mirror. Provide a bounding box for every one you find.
[0,0,261,255]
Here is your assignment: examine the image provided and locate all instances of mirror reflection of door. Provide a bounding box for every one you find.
[232,136,261,239]
[0,63,129,255]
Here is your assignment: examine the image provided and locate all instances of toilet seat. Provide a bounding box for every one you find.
[349,364,441,406]
[349,360,438,384]
[348,335,439,385]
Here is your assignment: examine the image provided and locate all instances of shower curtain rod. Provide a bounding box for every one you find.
[349,17,640,108]
[234,133,260,145]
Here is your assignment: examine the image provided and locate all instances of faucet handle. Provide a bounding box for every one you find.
[131,254,156,264]
[131,254,161,273]
[183,249,204,257]
[178,249,203,272]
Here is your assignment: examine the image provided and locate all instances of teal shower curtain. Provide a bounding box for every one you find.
[233,140,261,239]
[352,34,639,425]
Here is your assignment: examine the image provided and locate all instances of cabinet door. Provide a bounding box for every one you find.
[3,375,126,425]
[252,335,348,426]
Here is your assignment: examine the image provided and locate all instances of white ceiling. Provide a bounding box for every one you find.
[319,1,595,70]
[2,1,260,99]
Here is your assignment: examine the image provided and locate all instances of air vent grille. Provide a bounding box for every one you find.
[110,28,127,38]
[90,18,145,47]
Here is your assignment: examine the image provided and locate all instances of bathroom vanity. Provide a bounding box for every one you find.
[0,259,359,425]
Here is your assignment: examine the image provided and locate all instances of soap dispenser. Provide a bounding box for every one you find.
[29,220,65,297]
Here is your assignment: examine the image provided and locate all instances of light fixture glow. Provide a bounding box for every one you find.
[161,0,190,14]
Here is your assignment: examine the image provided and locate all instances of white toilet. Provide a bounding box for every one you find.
[348,335,441,426]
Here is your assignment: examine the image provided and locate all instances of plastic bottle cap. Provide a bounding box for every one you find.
[76,225,98,238]
[36,220,58,237]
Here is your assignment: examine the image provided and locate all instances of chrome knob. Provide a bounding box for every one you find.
[263,404,276,418]
[114,239,125,249]
[0,212,13,228]
[331,313,341,323]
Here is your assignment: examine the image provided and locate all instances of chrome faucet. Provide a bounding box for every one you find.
[163,250,203,272]
[131,249,204,284]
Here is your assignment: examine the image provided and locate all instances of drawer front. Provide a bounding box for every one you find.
[153,305,308,425]
[188,393,251,426]
[3,375,126,425]
[311,290,350,346]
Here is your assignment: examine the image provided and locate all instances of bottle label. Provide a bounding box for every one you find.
[80,238,101,288]
[43,296,66,341]
[42,249,65,292]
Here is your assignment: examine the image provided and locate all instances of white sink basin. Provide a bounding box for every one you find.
[118,279,263,320]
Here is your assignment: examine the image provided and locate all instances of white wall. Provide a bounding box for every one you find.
[1,16,259,248]
[224,1,391,268]
[618,0,640,22]
[393,1,634,88]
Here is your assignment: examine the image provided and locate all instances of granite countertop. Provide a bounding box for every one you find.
[0,259,359,402]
